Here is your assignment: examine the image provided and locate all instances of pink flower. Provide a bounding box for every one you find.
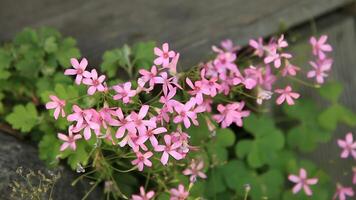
[337,132,356,159]
[127,105,156,135]
[64,58,88,85]
[276,34,288,49]
[138,65,158,92]
[131,151,153,171]
[173,98,198,128]
[82,69,106,95]
[67,105,85,128]
[275,85,300,105]
[220,39,240,52]
[264,49,292,68]
[170,184,189,200]
[154,43,176,67]
[200,69,221,97]
[154,72,182,96]
[213,102,250,128]
[159,87,178,112]
[166,53,180,75]
[307,58,333,84]
[261,65,276,90]
[249,37,264,57]
[333,184,354,200]
[112,108,135,139]
[185,78,209,105]
[353,167,356,185]
[310,35,333,59]
[137,127,167,147]
[113,82,136,104]
[213,52,238,72]
[183,159,207,182]
[282,61,300,77]
[72,109,101,140]
[155,134,183,165]
[288,168,318,196]
[46,95,66,120]
[58,125,82,151]
[132,186,155,200]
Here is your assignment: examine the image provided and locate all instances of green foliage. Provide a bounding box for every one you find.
[236,114,284,168]
[318,81,356,131]
[5,103,38,133]
[283,99,332,152]
[101,41,155,79]
[0,27,81,167]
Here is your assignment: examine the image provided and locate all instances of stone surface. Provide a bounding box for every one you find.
[0,132,101,200]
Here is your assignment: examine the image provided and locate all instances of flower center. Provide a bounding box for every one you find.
[77,68,83,74]
[93,79,100,86]
[163,52,169,59]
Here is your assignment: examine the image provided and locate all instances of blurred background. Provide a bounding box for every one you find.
[0,0,356,199]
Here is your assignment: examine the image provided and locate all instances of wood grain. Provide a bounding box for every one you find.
[0,0,352,66]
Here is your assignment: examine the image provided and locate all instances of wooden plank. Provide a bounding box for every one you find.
[0,0,352,66]
[290,13,356,185]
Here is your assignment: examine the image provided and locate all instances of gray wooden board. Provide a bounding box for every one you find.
[288,13,356,186]
[0,0,353,67]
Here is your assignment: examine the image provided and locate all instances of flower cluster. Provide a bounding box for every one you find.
[45,36,334,199]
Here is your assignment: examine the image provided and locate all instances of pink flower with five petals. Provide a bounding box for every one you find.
[333,183,354,200]
[275,85,300,105]
[46,95,66,120]
[170,184,189,200]
[113,82,136,104]
[173,98,199,128]
[132,186,155,200]
[310,35,333,59]
[183,159,207,182]
[154,43,176,67]
[131,151,153,171]
[155,135,183,165]
[337,132,356,159]
[64,58,88,85]
[288,168,318,196]
[82,69,106,95]
[58,125,82,151]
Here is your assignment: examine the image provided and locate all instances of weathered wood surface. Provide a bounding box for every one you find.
[290,13,356,185]
[0,0,353,67]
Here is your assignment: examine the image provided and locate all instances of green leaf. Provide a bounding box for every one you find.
[55,37,80,67]
[235,140,252,158]
[14,28,39,45]
[0,48,12,70]
[215,128,235,147]
[186,116,210,145]
[38,132,61,167]
[101,49,122,78]
[318,81,343,103]
[44,36,58,53]
[238,113,284,168]
[66,141,90,169]
[5,103,38,133]
[132,41,155,69]
[101,45,132,78]
[0,69,11,79]
[205,166,226,197]
[318,104,356,131]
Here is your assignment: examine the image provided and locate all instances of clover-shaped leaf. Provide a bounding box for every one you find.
[319,81,343,103]
[236,114,284,168]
